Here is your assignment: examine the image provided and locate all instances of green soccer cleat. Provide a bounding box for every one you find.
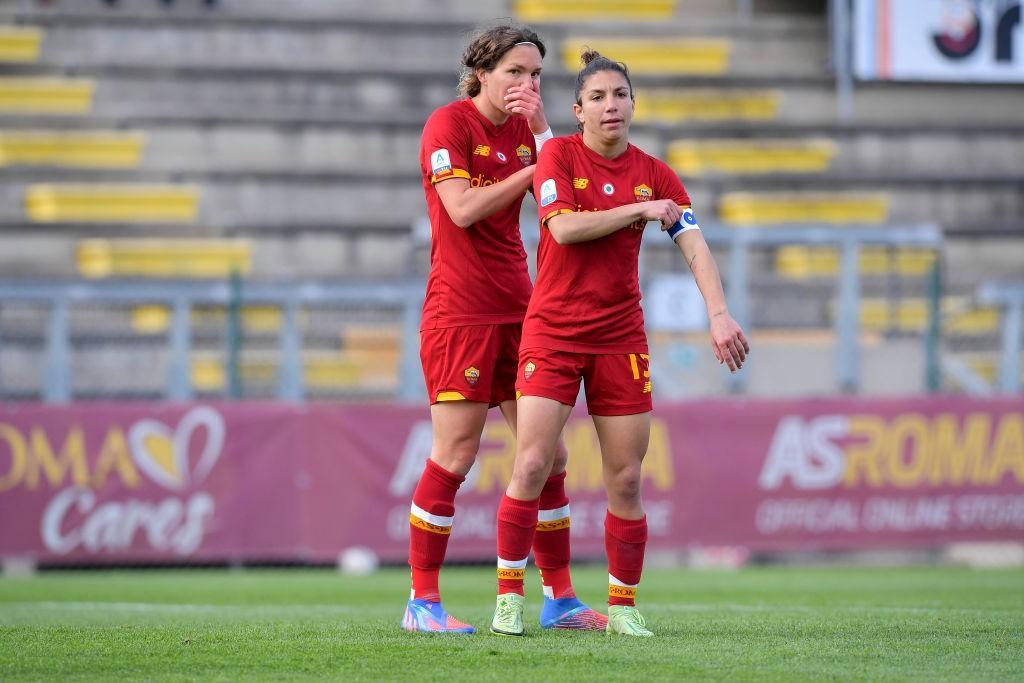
[490,593,525,636]
[606,605,653,637]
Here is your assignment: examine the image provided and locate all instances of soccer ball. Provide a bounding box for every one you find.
[338,546,379,575]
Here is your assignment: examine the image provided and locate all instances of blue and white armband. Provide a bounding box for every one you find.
[666,207,701,242]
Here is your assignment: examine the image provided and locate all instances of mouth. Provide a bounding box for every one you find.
[602,118,624,127]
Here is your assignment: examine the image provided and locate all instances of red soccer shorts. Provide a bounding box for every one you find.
[516,347,652,416]
[420,323,522,407]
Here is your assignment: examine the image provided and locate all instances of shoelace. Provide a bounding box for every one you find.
[622,607,647,629]
[496,599,519,623]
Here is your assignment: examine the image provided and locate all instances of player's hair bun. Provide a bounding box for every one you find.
[580,49,603,66]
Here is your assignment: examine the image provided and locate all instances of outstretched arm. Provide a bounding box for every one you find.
[675,229,750,372]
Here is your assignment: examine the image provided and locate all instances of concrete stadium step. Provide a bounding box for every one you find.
[6,123,1022,182]
[0,76,94,115]
[20,21,825,80]
[686,183,1022,235]
[0,130,145,168]
[77,238,252,279]
[1,0,509,26]
[0,25,42,62]
[10,71,1013,130]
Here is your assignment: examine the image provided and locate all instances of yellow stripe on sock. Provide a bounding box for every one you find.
[497,568,526,580]
[409,514,452,535]
[609,584,637,599]
[536,518,570,531]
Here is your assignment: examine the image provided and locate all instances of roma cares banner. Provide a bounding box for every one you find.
[0,397,1021,564]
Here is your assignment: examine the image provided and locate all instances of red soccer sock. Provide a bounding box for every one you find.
[496,493,540,596]
[605,510,648,607]
[408,459,464,602]
[533,471,575,599]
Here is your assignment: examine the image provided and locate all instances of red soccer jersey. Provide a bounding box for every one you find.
[419,98,537,330]
[522,133,691,354]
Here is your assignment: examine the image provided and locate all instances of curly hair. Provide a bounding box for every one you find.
[458,24,546,97]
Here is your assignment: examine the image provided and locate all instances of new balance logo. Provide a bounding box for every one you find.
[572,178,589,189]
[474,145,491,156]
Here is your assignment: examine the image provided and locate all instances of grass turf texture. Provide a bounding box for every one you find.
[0,566,1021,681]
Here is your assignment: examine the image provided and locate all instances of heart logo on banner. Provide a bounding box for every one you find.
[128,406,226,491]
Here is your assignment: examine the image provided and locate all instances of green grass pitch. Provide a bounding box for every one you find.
[1,565,1021,681]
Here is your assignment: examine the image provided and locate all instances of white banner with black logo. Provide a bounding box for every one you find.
[854,0,1024,82]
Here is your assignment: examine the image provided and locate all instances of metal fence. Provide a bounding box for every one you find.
[1,223,1020,402]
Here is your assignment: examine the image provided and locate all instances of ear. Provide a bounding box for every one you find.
[476,67,488,88]
[572,103,584,125]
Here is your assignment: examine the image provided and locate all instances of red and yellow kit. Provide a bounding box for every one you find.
[518,133,691,414]
[418,98,538,404]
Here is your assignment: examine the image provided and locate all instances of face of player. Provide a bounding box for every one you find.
[574,70,634,148]
[476,43,543,119]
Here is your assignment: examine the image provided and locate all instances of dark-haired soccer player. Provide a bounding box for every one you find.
[491,50,749,637]
[404,26,605,634]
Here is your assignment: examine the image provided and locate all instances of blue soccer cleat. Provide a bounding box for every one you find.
[539,596,608,630]
[402,598,475,633]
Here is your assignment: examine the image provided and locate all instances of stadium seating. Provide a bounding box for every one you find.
[0,0,1018,398]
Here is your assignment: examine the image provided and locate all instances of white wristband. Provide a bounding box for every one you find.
[533,127,554,152]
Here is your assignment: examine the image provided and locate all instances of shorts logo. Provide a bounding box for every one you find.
[516,144,532,165]
[464,366,480,387]
[572,177,590,190]
[634,184,653,201]
[643,381,652,394]
[524,361,536,380]
[540,178,557,207]
[431,148,452,175]
[496,151,507,163]
[473,145,491,157]
[602,182,615,195]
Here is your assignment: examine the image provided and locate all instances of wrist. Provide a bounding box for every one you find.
[529,117,550,135]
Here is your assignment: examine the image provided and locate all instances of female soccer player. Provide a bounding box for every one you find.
[403,26,606,634]
[490,51,749,637]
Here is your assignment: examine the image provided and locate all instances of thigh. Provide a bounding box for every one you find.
[490,323,523,407]
[429,400,490,475]
[583,352,653,416]
[420,324,503,405]
[592,412,652,473]
[515,347,584,407]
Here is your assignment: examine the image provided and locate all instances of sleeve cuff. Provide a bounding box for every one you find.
[540,208,574,226]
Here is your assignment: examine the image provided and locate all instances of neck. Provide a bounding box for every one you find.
[581,128,628,159]
[471,92,510,126]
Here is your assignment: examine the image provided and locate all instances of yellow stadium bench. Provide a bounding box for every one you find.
[0,77,93,114]
[633,89,780,124]
[516,0,675,21]
[306,350,400,391]
[0,26,42,62]
[668,139,836,175]
[0,131,145,168]
[131,304,281,335]
[27,184,199,223]
[775,246,937,279]
[562,38,730,75]
[77,239,250,279]
[856,298,999,335]
[720,192,890,225]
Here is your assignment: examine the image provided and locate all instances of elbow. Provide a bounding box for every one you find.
[548,226,574,245]
[449,209,472,229]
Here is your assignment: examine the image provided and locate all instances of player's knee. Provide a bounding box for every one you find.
[512,446,554,488]
[432,435,481,474]
[608,465,642,501]
[551,440,569,473]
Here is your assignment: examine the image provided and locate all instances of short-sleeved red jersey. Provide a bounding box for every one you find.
[522,133,691,354]
[419,98,537,330]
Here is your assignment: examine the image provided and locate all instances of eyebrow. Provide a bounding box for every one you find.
[507,63,542,71]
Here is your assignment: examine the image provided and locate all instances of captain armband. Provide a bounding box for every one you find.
[666,207,701,242]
